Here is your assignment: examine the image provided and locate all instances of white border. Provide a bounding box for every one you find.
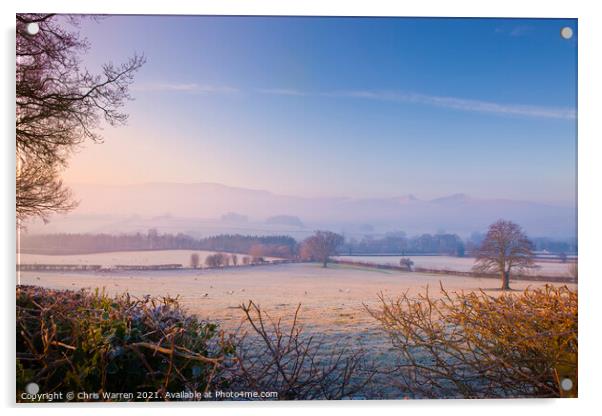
[3,1,601,415]
[3,0,588,17]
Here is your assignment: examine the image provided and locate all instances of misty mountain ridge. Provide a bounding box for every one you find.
[24,182,576,239]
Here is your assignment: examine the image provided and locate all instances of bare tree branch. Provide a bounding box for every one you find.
[16,14,145,226]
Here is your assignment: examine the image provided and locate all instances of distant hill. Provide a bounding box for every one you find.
[22,182,576,239]
[265,215,304,227]
[221,212,248,223]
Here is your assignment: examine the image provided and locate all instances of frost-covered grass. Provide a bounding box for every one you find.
[334,255,574,277]
[16,281,577,400]
[18,249,280,268]
[19,263,576,333]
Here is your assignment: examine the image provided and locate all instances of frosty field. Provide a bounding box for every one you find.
[334,255,574,277]
[18,249,278,268]
[18,262,576,335]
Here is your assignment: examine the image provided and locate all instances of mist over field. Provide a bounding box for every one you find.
[23,182,576,239]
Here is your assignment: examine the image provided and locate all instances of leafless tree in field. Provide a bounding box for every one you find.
[300,231,344,268]
[399,257,414,271]
[472,219,534,290]
[205,254,218,268]
[16,14,144,226]
[218,253,229,267]
[190,253,200,269]
[205,253,230,268]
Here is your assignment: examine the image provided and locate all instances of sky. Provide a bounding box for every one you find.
[62,16,577,205]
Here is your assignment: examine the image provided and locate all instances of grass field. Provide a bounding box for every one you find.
[18,262,576,334]
[334,255,574,277]
[18,249,279,268]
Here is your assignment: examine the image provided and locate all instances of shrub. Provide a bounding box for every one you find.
[366,284,577,398]
[16,286,234,401]
[204,253,228,268]
[205,254,218,268]
[399,257,414,271]
[218,253,230,267]
[231,301,374,399]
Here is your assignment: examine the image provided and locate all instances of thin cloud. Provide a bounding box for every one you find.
[494,25,533,37]
[413,93,575,119]
[133,83,239,94]
[134,82,575,120]
[255,88,307,96]
[320,89,575,120]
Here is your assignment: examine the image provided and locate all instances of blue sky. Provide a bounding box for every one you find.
[64,16,577,205]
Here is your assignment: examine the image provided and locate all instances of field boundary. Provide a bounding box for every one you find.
[331,259,577,284]
[16,259,298,273]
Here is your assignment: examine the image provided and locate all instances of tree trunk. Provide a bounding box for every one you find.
[501,270,510,290]
[322,258,328,268]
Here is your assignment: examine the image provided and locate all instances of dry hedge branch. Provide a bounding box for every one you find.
[366,284,577,398]
[16,286,234,401]
[231,301,375,400]
[17,284,577,401]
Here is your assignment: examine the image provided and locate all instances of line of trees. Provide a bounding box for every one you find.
[18,230,489,259]
[305,220,544,291]
[298,220,543,291]
[204,253,231,268]
[20,231,298,257]
[21,224,564,290]
[21,229,345,268]
[341,232,466,256]
[202,252,265,268]
[21,228,574,260]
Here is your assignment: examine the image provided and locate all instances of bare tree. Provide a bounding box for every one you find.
[205,254,218,268]
[473,219,534,290]
[300,231,344,268]
[218,253,229,267]
[399,257,414,271]
[16,160,76,221]
[16,14,144,226]
[190,253,200,269]
[204,253,229,268]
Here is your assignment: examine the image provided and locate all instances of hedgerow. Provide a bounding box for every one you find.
[17,286,234,401]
